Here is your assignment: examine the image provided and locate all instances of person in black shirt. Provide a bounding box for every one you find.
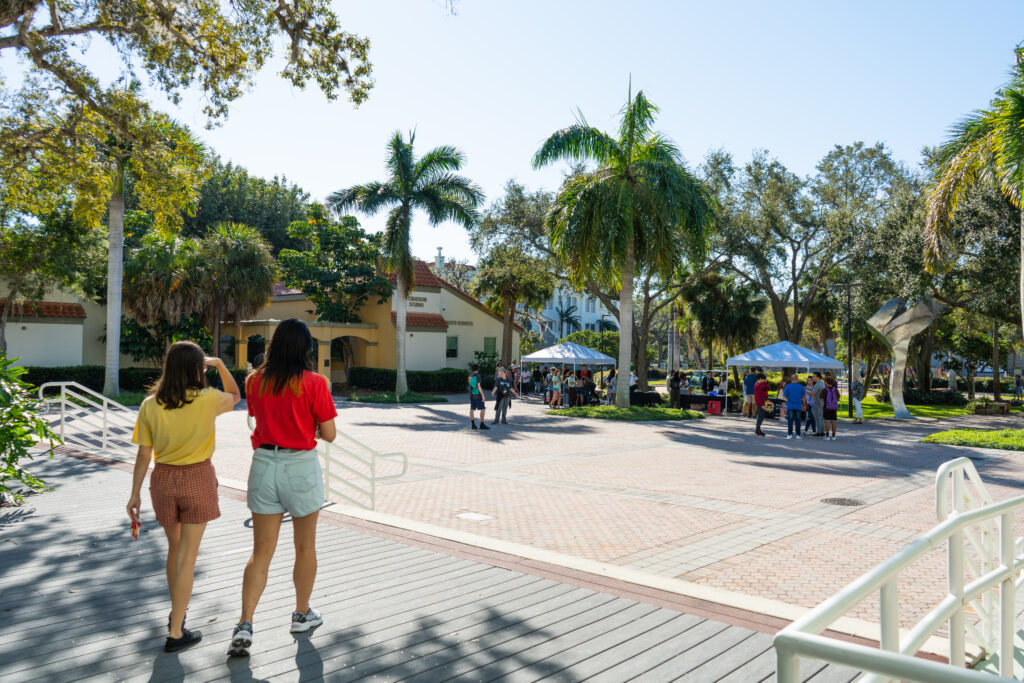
[492,368,519,424]
[531,366,543,395]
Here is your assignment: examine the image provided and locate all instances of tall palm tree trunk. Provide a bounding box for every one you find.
[993,318,1001,402]
[614,245,634,408]
[103,169,125,397]
[500,294,514,367]
[394,272,409,396]
[0,292,15,355]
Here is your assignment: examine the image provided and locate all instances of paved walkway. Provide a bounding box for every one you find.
[208,395,1024,632]
[0,455,863,682]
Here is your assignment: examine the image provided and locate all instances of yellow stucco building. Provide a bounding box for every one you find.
[228,260,520,386]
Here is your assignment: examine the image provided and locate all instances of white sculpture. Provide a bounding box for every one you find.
[867,297,942,419]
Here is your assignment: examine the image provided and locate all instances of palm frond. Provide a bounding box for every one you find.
[618,89,658,155]
[326,181,399,216]
[381,206,414,295]
[415,145,465,180]
[532,125,619,169]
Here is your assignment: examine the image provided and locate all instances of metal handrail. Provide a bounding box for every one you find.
[37,382,137,460]
[246,415,408,511]
[775,464,1024,683]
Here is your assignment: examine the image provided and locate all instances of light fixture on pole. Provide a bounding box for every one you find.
[830,281,863,419]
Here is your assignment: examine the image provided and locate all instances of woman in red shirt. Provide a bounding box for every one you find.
[229,319,338,657]
[754,373,770,437]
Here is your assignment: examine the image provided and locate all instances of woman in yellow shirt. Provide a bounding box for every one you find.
[126,341,240,652]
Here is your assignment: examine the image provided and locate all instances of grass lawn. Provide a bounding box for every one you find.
[549,405,705,421]
[922,428,1024,452]
[349,391,448,404]
[837,395,972,420]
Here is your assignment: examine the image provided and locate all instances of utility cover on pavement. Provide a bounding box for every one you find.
[821,498,866,506]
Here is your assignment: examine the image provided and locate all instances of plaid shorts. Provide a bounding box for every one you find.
[150,459,221,527]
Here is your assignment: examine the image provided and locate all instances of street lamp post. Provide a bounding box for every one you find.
[831,282,863,418]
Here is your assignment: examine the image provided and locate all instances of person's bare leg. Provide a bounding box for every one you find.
[163,523,181,600]
[291,510,320,613]
[169,522,207,638]
[240,513,284,623]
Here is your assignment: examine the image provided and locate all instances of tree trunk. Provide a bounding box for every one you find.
[394,272,409,396]
[614,245,635,408]
[500,293,514,367]
[968,363,977,400]
[993,318,1001,402]
[636,324,650,391]
[213,292,223,360]
[103,168,125,397]
[0,292,15,355]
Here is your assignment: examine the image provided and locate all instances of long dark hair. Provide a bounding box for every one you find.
[152,341,207,409]
[249,318,313,396]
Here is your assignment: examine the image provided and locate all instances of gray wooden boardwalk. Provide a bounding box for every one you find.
[0,454,861,682]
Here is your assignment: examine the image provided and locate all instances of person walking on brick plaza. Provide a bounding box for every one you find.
[743,367,758,417]
[467,363,489,429]
[822,375,841,440]
[127,342,240,653]
[754,373,770,437]
[545,366,555,405]
[783,374,806,439]
[229,319,339,657]
[492,367,519,424]
[851,373,865,424]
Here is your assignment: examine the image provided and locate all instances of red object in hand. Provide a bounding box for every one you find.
[130,512,142,540]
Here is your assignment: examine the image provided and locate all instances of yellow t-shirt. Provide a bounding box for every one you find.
[132,388,235,465]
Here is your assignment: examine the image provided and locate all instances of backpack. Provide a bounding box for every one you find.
[825,386,839,410]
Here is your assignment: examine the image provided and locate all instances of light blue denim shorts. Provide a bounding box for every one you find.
[247,447,324,518]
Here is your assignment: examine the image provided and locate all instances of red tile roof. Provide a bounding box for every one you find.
[385,261,448,289]
[391,312,449,328]
[0,300,86,319]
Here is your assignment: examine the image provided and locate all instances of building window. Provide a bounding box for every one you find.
[483,337,496,355]
[446,336,458,358]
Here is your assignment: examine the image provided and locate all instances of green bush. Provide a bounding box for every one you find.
[19,364,249,398]
[348,367,470,393]
[876,389,967,406]
[647,369,667,380]
[1,354,59,504]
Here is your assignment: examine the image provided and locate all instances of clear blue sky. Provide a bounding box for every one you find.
[12,1,1024,263]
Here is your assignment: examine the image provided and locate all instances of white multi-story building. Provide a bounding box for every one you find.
[527,287,617,344]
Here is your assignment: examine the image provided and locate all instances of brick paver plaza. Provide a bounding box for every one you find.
[211,394,1024,632]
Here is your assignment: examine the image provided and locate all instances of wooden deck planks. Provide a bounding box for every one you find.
[0,454,863,682]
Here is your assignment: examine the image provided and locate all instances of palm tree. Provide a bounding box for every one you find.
[680,273,766,385]
[192,222,279,359]
[471,247,555,367]
[533,87,712,407]
[328,131,483,395]
[554,302,581,338]
[926,51,1024,341]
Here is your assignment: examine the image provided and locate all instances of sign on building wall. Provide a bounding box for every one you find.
[409,296,428,308]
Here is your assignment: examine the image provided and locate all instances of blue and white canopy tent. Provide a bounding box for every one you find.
[725,341,844,373]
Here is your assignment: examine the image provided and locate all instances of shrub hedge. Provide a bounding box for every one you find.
[20,364,250,398]
[348,367,478,393]
[876,389,968,406]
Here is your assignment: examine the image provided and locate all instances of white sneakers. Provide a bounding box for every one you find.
[290,607,323,633]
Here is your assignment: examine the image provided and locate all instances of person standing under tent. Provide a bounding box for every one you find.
[804,373,819,435]
[812,372,826,436]
[743,368,758,417]
[551,370,562,409]
[606,368,617,405]
[754,373,770,437]
[851,375,864,424]
[532,366,543,395]
[783,374,805,440]
[822,376,841,440]
[545,366,555,405]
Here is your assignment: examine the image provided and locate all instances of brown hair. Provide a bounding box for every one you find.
[152,341,207,409]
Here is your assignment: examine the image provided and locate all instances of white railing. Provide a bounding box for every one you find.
[319,432,408,511]
[774,457,1024,682]
[247,416,407,511]
[37,382,137,460]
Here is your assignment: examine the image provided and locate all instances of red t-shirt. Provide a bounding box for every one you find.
[247,370,338,450]
[754,381,770,407]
